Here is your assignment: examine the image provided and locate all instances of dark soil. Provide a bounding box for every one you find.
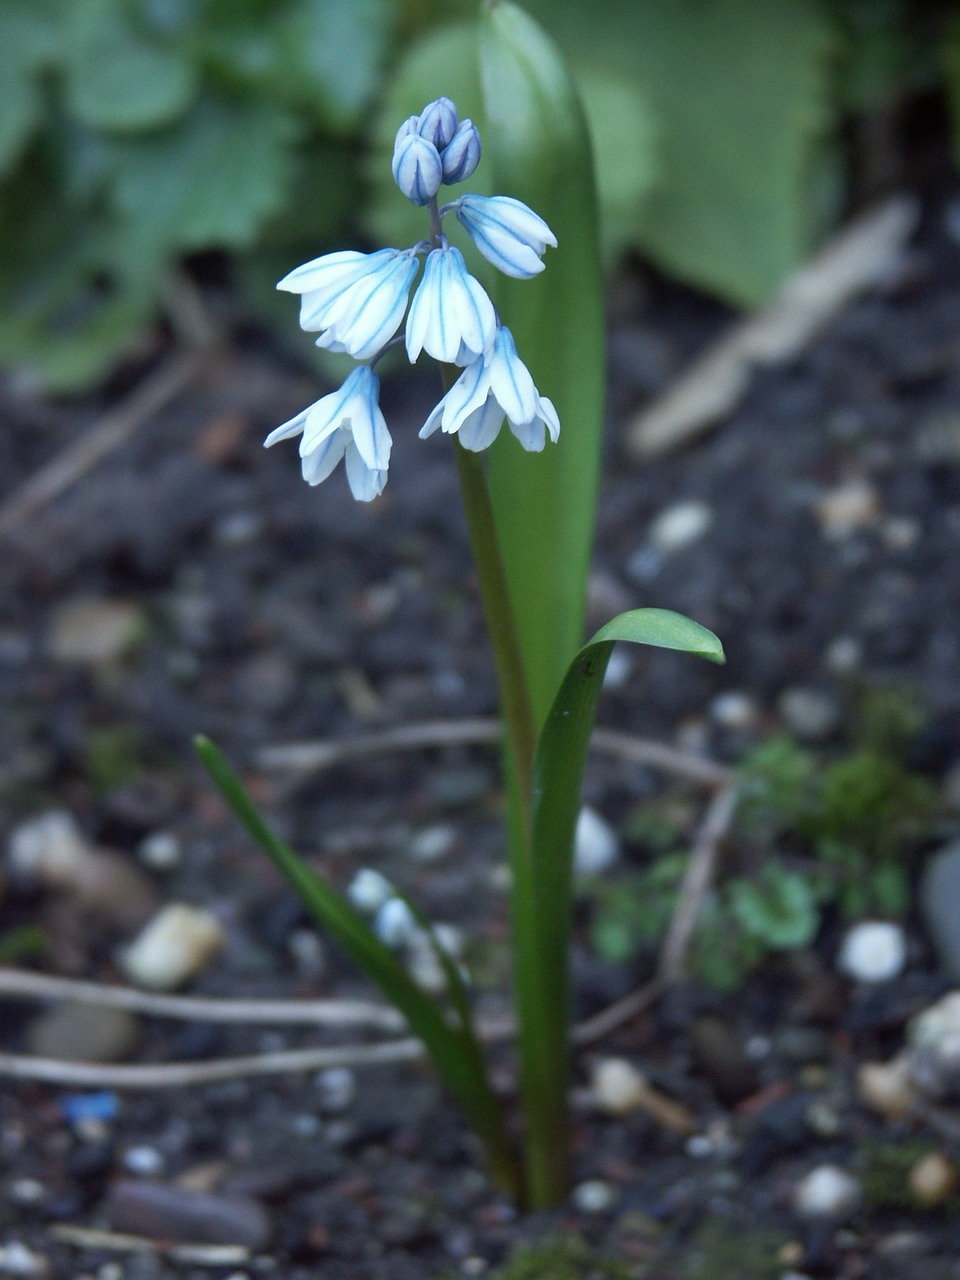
[1,183,960,1280]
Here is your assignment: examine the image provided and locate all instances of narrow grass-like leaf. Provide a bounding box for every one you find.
[518,609,723,1204]
[479,0,605,729]
[195,735,520,1198]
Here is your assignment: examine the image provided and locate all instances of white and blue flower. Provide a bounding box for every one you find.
[416,97,459,151]
[405,244,497,365]
[277,248,420,361]
[264,366,391,502]
[441,119,481,185]
[419,326,560,452]
[452,194,557,279]
[392,132,443,206]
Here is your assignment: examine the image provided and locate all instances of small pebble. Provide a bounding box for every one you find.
[573,807,620,877]
[919,840,960,981]
[409,825,456,863]
[287,928,326,979]
[590,1057,648,1116]
[7,811,91,888]
[347,868,393,914]
[647,500,713,553]
[47,597,146,667]
[7,1180,44,1206]
[374,898,417,948]
[119,904,225,991]
[602,647,632,690]
[815,479,881,540]
[823,635,862,675]
[27,1005,140,1066]
[571,1179,616,1214]
[857,1055,918,1117]
[837,921,907,983]
[137,831,182,872]
[709,690,759,730]
[908,1152,957,1207]
[908,991,960,1099]
[793,1165,861,1220]
[777,686,841,743]
[104,1180,271,1249]
[0,1241,48,1276]
[124,1146,164,1176]
[315,1067,356,1112]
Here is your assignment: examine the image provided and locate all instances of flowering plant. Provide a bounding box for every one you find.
[199,2,723,1210]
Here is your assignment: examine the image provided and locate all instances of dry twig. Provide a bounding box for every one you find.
[50,1224,250,1267]
[0,352,203,536]
[627,195,919,458]
[258,717,731,789]
[0,968,405,1032]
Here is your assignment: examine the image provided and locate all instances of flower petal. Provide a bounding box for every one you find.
[301,428,347,485]
[263,407,309,448]
[405,246,496,364]
[487,327,538,426]
[457,395,505,451]
[455,194,556,280]
[344,440,387,502]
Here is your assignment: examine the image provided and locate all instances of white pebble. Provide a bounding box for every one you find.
[119,904,224,991]
[347,868,394,914]
[815,478,881,540]
[409,825,456,863]
[123,1145,165,1176]
[648,500,713,553]
[602,647,632,691]
[793,1165,861,1219]
[573,807,620,877]
[590,1057,648,1116]
[288,928,326,978]
[137,831,181,872]
[7,811,92,889]
[709,691,758,730]
[374,897,417,948]
[837,921,907,983]
[0,1241,48,1276]
[571,1179,616,1214]
[315,1067,356,1112]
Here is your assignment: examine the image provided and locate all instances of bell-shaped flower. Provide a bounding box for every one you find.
[277,248,419,361]
[419,326,560,452]
[441,119,481,185]
[392,132,443,206]
[405,244,497,365]
[453,194,557,279]
[417,97,459,150]
[264,366,391,502]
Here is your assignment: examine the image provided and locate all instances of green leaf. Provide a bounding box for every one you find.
[0,1,61,175]
[65,0,199,132]
[198,0,395,131]
[729,865,819,950]
[480,0,606,729]
[944,10,960,165]
[109,95,300,257]
[512,607,721,1203]
[523,0,836,303]
[194,736,521,1199]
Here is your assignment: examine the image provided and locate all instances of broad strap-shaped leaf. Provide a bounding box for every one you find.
[195,736,520,1198]
[480,0,606,730]
[514,609,723,1203]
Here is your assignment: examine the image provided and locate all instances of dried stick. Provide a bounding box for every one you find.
[0,968,405,1032]
[627,195,919,458]
[0,1038,425,1089]
[50,1225,249,1266]
[258,717,731,789]
[0,351,202,536]
[658,784,739,983]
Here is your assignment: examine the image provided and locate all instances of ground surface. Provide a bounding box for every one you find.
[1,182,960,1279]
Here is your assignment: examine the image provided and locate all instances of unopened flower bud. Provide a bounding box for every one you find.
[441,119,481,185]
[393,114,420,149]
[417,97,459,150]
[392,132,443,206]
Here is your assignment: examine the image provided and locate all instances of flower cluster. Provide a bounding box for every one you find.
[267,98,559,501]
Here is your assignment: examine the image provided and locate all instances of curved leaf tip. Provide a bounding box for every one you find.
[588,607,724,664]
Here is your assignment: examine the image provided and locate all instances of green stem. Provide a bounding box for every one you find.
[452,438,536,816]
[448,402,567,1209]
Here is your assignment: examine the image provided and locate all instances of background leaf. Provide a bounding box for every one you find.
[0,1,61,176]
[65,0,199,133]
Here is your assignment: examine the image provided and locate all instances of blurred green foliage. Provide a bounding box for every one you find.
[1,0,957,391]
[588,688,944,990]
